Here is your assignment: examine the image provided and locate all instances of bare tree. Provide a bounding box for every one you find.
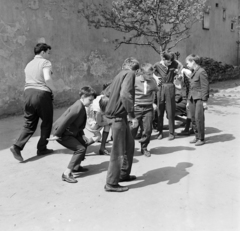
[79,0,206,54]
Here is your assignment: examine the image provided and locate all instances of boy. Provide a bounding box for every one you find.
[49,86,97,183]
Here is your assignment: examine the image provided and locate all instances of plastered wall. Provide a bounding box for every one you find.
[0,0,239,117]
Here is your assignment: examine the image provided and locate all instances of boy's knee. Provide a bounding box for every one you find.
[75,147,86,154]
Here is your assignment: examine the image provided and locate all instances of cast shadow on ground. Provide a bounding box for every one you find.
[21,142,111,163]
[150,146,195,155]
[73,157,139,178]
[128,162,193,189]
[206,133,235,144]
[205,127,222,135]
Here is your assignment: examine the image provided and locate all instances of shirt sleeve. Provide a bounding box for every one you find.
[92,96,102,113]
[120,70,135,118]
[42,60,52,69]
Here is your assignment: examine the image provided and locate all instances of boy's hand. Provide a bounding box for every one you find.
[82,135,88,143]
[47,135,60,141]
[203,101,208,110]
[129,118,138,128]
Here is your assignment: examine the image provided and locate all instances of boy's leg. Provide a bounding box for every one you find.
[99,126,110,155]
[120,117,135,180]
[106,118,126,185]
[165,84,176,138]
[140,105,153,150]
[195,100,205,141]
[57,135,87,170]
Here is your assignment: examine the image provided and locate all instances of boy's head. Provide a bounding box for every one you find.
[138,63,154,80]
[79,86,96,107]
[99,95,109,113]
[34,43,51,59]
[162,52,173,66]
[185,54,201,70]
[122,57,140,71]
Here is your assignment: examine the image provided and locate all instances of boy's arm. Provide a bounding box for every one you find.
[52,106,80,137]
[120,71,135,119]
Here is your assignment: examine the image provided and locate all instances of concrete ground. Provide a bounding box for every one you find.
[0,79,240,231]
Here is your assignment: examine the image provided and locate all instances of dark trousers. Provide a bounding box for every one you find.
[157,84,175,135]
[130,105,153,150]
[14,89,53,151]
[189,98,205,140]
[57,134,88,170]
[106,117,135,185]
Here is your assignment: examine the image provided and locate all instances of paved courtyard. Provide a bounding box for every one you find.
[0,79,240,231]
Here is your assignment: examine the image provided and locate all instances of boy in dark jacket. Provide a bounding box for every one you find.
[186,54,209,146]
[49,86,97,183]
[104,57,139,192]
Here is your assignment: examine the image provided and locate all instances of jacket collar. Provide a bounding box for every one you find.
[191,66,201,78]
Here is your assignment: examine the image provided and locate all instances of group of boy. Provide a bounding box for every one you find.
[10,43,209,193]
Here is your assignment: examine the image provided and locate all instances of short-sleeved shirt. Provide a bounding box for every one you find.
[24,55,52,92]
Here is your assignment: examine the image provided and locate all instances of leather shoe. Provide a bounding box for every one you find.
[157,133,163,140]
[99,149,110,155]
[62,173,78,183]
[10,145,23,162]
[119,175,137,182]
[141,149,151,157]
[168,134,175,140]
[189,137,198,144]
[104,184,129,192]
[37,148,54,156]
[195,140,205,146]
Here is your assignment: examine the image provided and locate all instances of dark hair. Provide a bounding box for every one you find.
[186,54,201,65]
[99,95,109,113]
[136,63,154,76]
[34,43,51,55]
[162,52,172,61]
[79,86,96,98]
[169,52,176,61]
[122,57,140,71]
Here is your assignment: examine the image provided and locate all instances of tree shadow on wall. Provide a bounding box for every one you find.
[128,162,193,189]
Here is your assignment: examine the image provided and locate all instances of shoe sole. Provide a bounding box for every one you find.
[62,178,78,183]
[10,147,23,162]
[195,142,205,146]
[144,154,151,157]
[104,186,129,192]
